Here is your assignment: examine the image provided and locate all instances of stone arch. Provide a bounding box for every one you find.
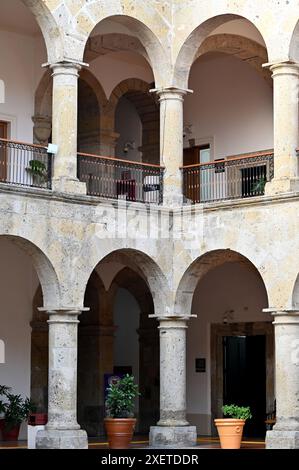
[196,34,271,85]
[0,234,60,309]
[34,68,107,147]
[79,14,170,88]
[174,249,269,316]
[81,248,170,319]
[77,71,107,154]
[289,19,299,62]
[22,0,63,63]
[107,78,159,163]
[85,33,148,64]
[291,273,299,309]
[173,14,269,89]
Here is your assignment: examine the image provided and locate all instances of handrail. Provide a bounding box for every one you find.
[0,137,47,150]
[78,151,164,169]
[180,149,274,169]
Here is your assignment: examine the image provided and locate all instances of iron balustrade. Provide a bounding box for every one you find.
[0,138,52,189]
[78,152,164,204]
[181,150,274,204]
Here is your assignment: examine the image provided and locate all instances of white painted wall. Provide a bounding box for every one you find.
[115,96,142,161]
[186,261,271,435]
[114,288,140,414]
[211,19,266,46]
[0,30,46,142]
[0,238,39,439]
[89,51,153,99]
[184,52,273,159]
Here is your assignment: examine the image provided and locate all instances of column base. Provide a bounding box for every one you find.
[149,426,197,448]
[36,429,88,449]
[52,177,87,195]
[265,177,299,196]
[266,430,299,449]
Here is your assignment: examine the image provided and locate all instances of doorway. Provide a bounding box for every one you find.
[223,335,266,437]
[211,322,274,439]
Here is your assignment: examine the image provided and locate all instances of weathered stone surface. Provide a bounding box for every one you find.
[36,429,88,449]
[266,431,299,449]
[149,426,197,448]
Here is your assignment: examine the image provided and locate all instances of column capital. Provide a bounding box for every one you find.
[263,308,299,324]
[39,307,89,317]
[263,60,299,76]
[45,59,88,73]
[150,86,193,101]
[149,314,196,322]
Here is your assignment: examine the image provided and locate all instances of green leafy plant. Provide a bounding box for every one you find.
[0,385,11,415]
[0,385,36,430]
[26,159,48,183]
[222,404,252,421]
[251,176,267,194]
[105,375,140,419]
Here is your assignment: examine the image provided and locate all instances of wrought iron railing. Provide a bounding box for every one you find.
[181,150,274,204]
[0,138,52,189]
[78,152,164,204]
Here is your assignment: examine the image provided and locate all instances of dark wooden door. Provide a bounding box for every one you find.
[183,146,200,202]
[0,121,8,181]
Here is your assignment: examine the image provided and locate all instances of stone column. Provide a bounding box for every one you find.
[36,309,88,449]
[266,310,299,448]
[149,317,197,447]
[50,62,86,194]
[154,87,190,206]
[265,62,299,195]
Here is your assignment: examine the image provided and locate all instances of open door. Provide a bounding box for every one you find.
[0,121,8,181]
[183,145,210,202]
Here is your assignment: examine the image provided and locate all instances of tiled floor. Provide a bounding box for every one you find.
[0,436,265,450]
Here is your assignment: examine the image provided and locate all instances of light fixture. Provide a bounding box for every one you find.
[123,141,135,153]
[222,309,234,324]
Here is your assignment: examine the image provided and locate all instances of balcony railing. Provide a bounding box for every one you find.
[78,152,164,204]
[0,138,52,189]
[181,150,274,204]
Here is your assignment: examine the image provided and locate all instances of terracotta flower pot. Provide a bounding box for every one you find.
[2,423,21,441]
[104,418,136,449]
[214,418,245,449]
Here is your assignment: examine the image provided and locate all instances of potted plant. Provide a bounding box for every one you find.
[104,374,140,449]
[0,385,36,441]
[0,385,11,440]
[214,404,252,449]
[26,159,48,186]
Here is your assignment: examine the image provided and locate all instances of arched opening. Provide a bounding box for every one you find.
[0,235,59,440]
[0,0,58,187]
[177,16,274,204]
[75,248,167,438]
[175,250,273,439]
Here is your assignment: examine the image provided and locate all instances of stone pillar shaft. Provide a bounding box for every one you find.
[50,62,86,194]
[156,88,188,206]
[266,63,299,194]
[149,316,196,448]
[36,309,88,449]
[158,318,188,426]
[46,311,80,430]
[266,310,299,448]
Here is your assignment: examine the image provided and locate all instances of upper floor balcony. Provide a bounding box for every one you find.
[0,137,276,206]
